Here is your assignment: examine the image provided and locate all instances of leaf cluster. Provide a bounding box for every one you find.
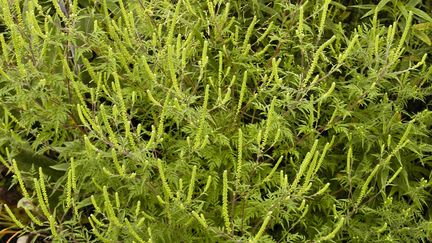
[0,0,431,242]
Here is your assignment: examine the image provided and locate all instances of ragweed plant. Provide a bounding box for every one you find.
[0,0,431,242]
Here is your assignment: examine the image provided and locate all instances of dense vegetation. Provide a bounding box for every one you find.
[1,0,431,242]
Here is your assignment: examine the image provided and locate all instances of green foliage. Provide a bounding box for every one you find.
[0,0,431,242]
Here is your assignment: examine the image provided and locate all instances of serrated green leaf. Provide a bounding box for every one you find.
[376,0,392,12]
[413,29,432,45]
[407,7,432,22]
[49,163,70,171]
[413,23,432,30]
